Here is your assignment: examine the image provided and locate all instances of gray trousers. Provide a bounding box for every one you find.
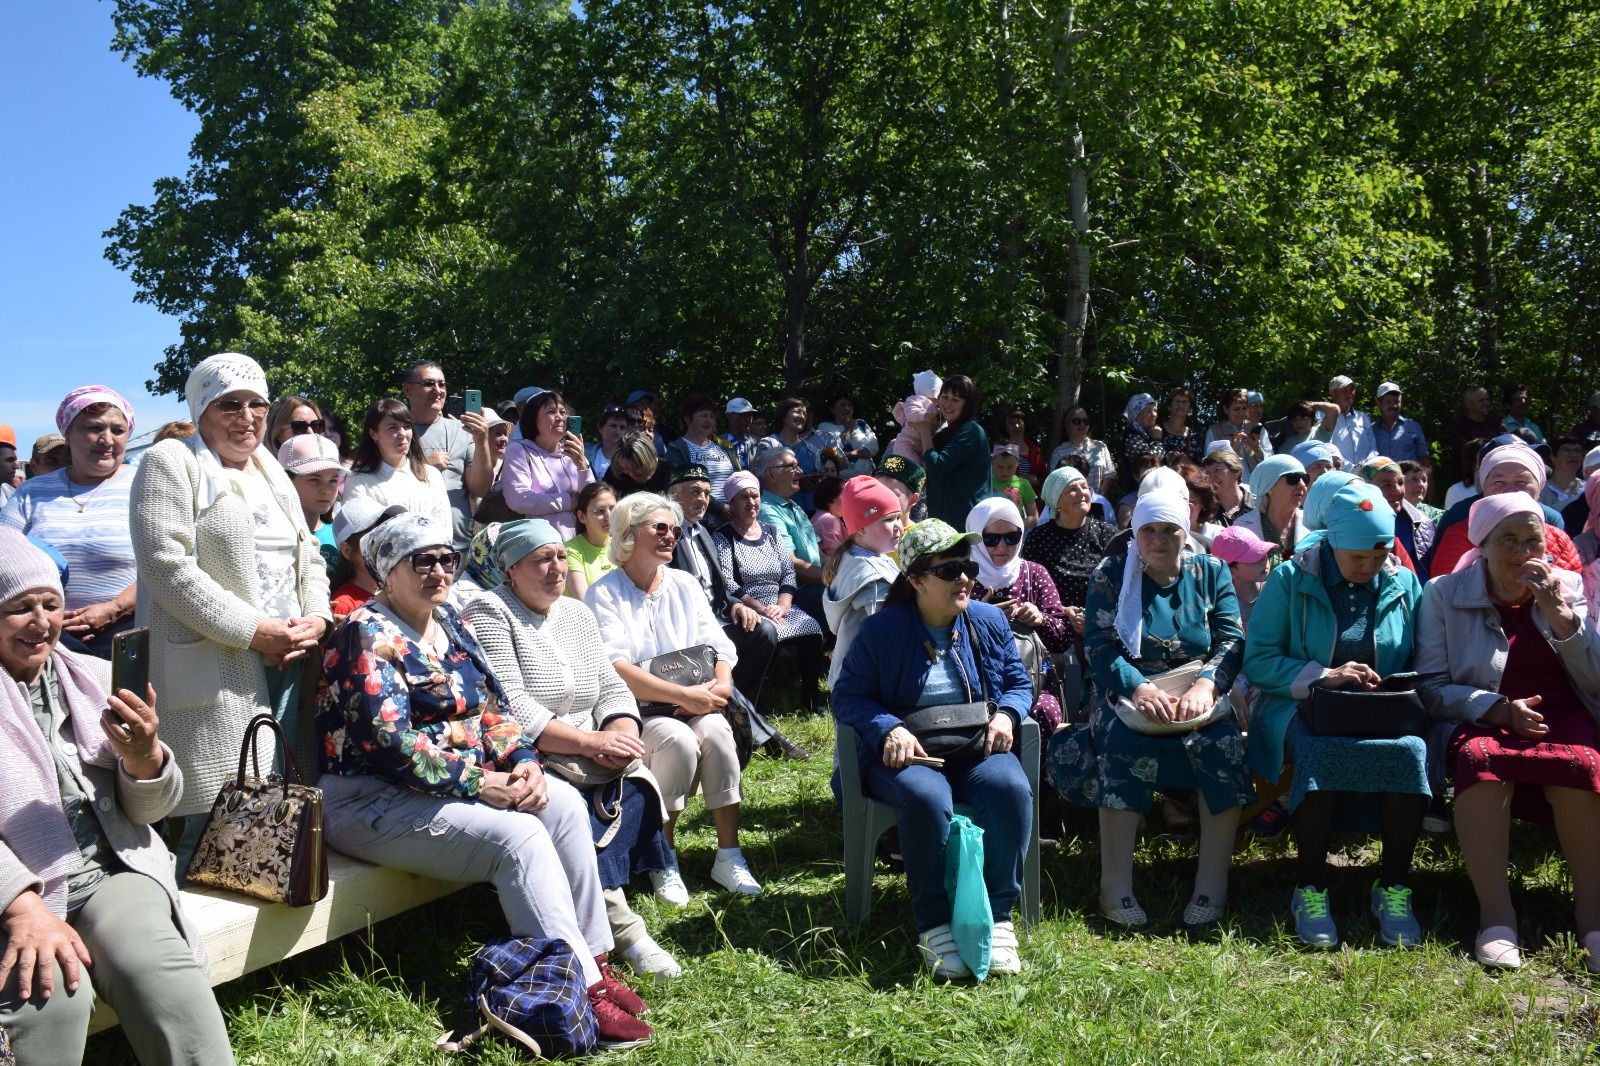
[319,774,610,986]
[0,872,234,1066]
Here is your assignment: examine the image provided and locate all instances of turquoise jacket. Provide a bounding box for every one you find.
[1241,542,1422,782]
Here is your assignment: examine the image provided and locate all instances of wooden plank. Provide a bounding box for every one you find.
[88,852,465,1035]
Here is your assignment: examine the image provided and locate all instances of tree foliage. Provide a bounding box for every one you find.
[106,0,1598,445]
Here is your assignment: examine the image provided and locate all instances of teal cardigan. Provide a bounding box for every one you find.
[923,420,990,527]
[1241,542,1422,782]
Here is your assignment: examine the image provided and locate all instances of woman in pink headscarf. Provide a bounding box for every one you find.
[1428,443,1583,575]
[1417,492,1600,973]
[0,386,139,657]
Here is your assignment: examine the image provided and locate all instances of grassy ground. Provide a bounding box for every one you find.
[88,713,1599,1065]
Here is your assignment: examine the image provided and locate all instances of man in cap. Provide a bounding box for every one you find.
[0,428,16,505]
[1321,375,1376,464]
[1371,381,1429,461]
[720,397,760,467]
[28,433,68,478]
[666,464,809,760]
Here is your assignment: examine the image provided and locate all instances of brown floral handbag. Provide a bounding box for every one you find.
[185,712,329,907]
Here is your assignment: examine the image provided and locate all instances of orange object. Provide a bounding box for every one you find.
[0,424,16,448]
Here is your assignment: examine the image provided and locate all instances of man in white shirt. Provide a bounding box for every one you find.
[401,360,493,550]
[1322,374,1377,464]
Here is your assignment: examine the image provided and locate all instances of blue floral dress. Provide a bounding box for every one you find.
[1281,565,1429,818]
[318,602,537,795]
[1048,551,1253,814]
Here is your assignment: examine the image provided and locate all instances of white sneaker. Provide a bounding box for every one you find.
[649,865,690,906]
[989,920,1023,975]
[621,934,682,979]
[710,850,763,896]
[917,924,972,981]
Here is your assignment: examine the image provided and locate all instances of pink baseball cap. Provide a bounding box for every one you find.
[839,475,902,538]
[277,433,343,475]
[1210,525,1274,565]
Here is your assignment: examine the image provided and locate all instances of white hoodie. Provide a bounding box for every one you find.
[823,547,902,689]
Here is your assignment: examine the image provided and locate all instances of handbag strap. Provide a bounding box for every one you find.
[236,712,303,801]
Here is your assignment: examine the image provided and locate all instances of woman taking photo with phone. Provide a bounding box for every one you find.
[503,389,595,540]
[831,519,1034,980]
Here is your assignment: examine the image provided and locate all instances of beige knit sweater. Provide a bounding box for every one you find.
[130,439,332,816]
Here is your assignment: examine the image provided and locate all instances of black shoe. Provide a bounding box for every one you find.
[763,732,812,761]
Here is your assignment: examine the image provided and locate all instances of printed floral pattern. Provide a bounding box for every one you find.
[318,602,536,798]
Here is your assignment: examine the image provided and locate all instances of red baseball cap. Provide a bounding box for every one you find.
[839,475,901,539]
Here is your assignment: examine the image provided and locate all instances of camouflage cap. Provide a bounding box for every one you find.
[898,519,980,574]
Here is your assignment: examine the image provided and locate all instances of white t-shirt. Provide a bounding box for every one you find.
[341,462,453,531]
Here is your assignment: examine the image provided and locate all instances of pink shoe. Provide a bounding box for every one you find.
[1473,926,1521,969]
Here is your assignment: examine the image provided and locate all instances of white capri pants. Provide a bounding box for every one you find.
[319,772,611,986]
[641,712,742,813]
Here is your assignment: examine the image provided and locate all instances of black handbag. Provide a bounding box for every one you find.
[899,700,994,769]
[1298,672,1425,739]
[635,644,719,716]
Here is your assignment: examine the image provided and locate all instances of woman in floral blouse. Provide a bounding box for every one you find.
[1048,490,1249,931]
[317,512,653,1048]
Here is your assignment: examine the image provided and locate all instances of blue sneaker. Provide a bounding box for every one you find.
[1370,882,1422,947]
[1291,886,1339,948]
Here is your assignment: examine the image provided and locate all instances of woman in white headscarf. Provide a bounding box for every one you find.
[1119,393,1166,483]
[129,353,332,867]
[966,496,1070,735]
[1048,491,1249,930]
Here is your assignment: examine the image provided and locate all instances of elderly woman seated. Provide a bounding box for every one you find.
[317,512,653,1048]
[585,492,763,902]
[832,520,1034,980]
[0,530,234,1065]
[714,471,825,715]
[461,519,681,980]
[1417,493,1600,972]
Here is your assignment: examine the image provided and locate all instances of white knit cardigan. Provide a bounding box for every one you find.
[130,439,332,816]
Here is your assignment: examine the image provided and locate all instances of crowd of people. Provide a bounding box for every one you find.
[2,361,1599,1059]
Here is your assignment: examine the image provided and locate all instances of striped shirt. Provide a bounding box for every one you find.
[0,468,138,611]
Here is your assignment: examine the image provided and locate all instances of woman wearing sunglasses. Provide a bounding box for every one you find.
[129,353,332,868]
[1233,454,1310,557]
[265,394,326,451]
[1047,406,1117,498]
[318,512,654,1047]
[585,493,762,901]
[1243,483,1427,950]
[1052,490,1249,930]
[966,497,1069,736]
[832,519,1035,980]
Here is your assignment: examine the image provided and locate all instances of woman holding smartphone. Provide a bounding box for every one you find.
[502,389,594,540]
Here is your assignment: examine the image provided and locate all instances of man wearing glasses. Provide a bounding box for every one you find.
[754,448,828,628]
[401,360,493,550]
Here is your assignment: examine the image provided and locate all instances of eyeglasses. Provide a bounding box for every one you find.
[211,398,270,417]
[647,522,683,541]
[290,419,326,435]
[981,531,1023,548]
[774,462,802,471]
[408,379,448,391]
[409,550,462,575]
[1280,473,1309,486]
[918,559,980,582]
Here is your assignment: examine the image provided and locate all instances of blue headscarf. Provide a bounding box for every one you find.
[1247,454,1306,502]
[1324,483,1396,551]
[495,519,564,572]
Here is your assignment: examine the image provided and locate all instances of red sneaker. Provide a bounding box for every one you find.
[588,983,653,1049]
[595,955,649,1016]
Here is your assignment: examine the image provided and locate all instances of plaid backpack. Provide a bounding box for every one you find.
[436,937,598,1058]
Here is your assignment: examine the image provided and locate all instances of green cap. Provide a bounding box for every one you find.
[898,519,980,573]
[876,454,926,494]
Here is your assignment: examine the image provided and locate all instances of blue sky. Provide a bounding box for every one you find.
[1,2,196,451]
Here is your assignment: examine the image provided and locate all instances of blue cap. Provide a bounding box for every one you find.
[625,389,657,407]
[1246,390,1264,406]
[1291,440,1338,469]
[513,386,546,407]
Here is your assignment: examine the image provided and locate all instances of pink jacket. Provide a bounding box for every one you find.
[500,438,594,540]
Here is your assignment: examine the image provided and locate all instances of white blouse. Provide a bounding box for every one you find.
[585,565,737,667]
[341,462,452,530]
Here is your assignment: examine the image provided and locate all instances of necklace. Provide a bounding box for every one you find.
[63,468,100,512]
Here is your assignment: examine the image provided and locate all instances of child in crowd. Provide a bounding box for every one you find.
[810,476,847,554]
[874,453,927,526]
[822,476,906,690]
[279,433,344,580]
[991,443,1039,527]
[328,499,399,620]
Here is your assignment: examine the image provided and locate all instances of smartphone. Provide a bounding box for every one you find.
[111,627,151,699]
[906,754,946,769]
[464,389,483,415]
[444,393,466,418]
[566,414,584,439]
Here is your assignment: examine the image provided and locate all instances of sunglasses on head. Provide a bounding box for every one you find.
[647,522,683,541]
[409,550,462,575]
[918,559,980,582]
[212,398,270,416]
[290,419,326,435]
[981,531,1023,547]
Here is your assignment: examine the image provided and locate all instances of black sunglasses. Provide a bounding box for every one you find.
[290,419,326,435]
[981,531,1023,548]
[1280,472,1309,486]
[648,522,683,541]
[918,559,980,582]
[409,550,462,575]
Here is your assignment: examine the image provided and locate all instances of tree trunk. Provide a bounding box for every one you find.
[994,0,1018,369]
[1468,161,1499,376]
[783,220,811,393]
[1050,3,1090,452]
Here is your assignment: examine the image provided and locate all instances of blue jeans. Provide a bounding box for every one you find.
[860,751,1032,932]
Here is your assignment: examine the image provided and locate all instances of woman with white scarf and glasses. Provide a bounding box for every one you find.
[129,353,331,869]
[965,497,1070,736]
[1050,490,1249,930]
[0,530,235,1065]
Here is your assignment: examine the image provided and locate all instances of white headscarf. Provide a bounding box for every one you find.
[1115,490,1191,656]
[965,496,1026,591]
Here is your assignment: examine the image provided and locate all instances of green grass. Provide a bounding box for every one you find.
[88,714,1600,1064]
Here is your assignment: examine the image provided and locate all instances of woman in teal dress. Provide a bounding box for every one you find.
[1050,490,1249,929]
[1243,482,1426,950]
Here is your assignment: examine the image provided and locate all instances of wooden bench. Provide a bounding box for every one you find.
[89,851,466,1034]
